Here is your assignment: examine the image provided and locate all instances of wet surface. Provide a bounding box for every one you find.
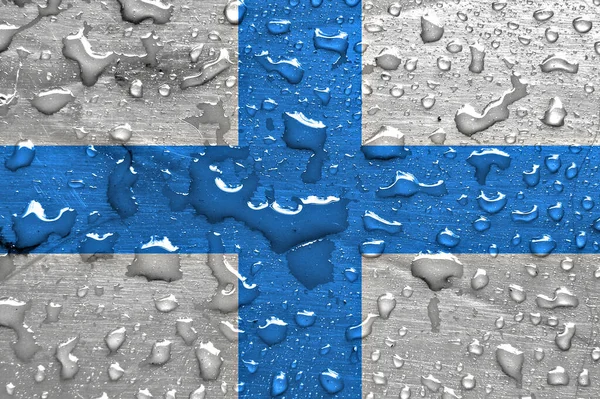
[1,0,600,398]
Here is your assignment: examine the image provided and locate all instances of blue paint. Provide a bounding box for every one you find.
[12,200,77,249]
[107,150,138,218]
[466,148,511,184]
[255,52,305,84]
[257,317,288,346]
[286,239,334,289]
[3,145,600,253]
[295,310,317,328]
[361,144,409,160]
[362,211,402,234]
[79,232,119,255]
[377,170,447,197]
[5,141,35,171]
[267,20,292,35]
[282,111,328,183]
[271,371,289,396]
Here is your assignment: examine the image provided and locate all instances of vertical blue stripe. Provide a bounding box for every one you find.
[238,0,363,397]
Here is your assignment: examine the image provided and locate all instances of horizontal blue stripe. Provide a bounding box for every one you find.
[2,145,599,256]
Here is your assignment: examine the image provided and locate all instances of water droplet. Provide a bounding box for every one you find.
[55,336,80,380]
[496,344,524,385]
[319,369,344,394]
[377,293,396,319]
[388,2,401,16]
[573,16,592,33]
[105,327,126,353]
[533,8,554,22]
[530,235,556,256]
[295,310,316,327]
[30,88,74,115]
[375,47,401,70]
[158,84,171,97]
[268,20,291,35]
[547,366,569,385]
[540,54,579,74]
[224,0,246,25]
[541,97,567,127]
[411,253,463,291]
[555,322,576,351]
[109,123,132,143]
[469,43,485,73]
[5,139,35,171]
[471,268,489,290]
[455,72,527,136]
[181,49,232,89]
[420,12,444,43]
[270,372,288,396]
[257,317,288,346]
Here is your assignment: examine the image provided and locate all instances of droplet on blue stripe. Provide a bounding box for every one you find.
[255,51,304,84]
[319,369,344,394]
[444,148,457,159]
[12,201,77,249]
[565,162,579,179]
[553,180,564,192]
[522,164,540,187]
[473,216,491,232]
[79,232,118,261]
[314,87,331,105]
[271,372,288,396]
[295,310,316,328]
[489,244,499,257]
[377,171,447,197]
[86,145,97,157]
[466,148,511,185]
[477,191,507,214]
[582,196,595,211]
[313,28,349,59]
[261,98,277,111]
[360,240,386,257]
[363,211,402,234]
[5,140,35,171]
[245,104,258,116]
[511,233,521,245]
[68,180,85,189]
[545,154,561,173]
[320,344,331,355]
[436,228,460,248]
[530,235,557,256]
[576,231,587,249]
[257,317,288,346]
[511,205,538,222]
[548,202,564,221]
[243,359,258,374]
[267,20,291,35]
[344,268,358,282]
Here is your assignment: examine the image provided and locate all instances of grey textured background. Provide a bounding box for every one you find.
[362,0,600,146]
[362,254,600,398]
[0,254,239,399]
[0,0,237,146]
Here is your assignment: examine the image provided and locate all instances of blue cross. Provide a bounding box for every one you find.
[1,0,600,397]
